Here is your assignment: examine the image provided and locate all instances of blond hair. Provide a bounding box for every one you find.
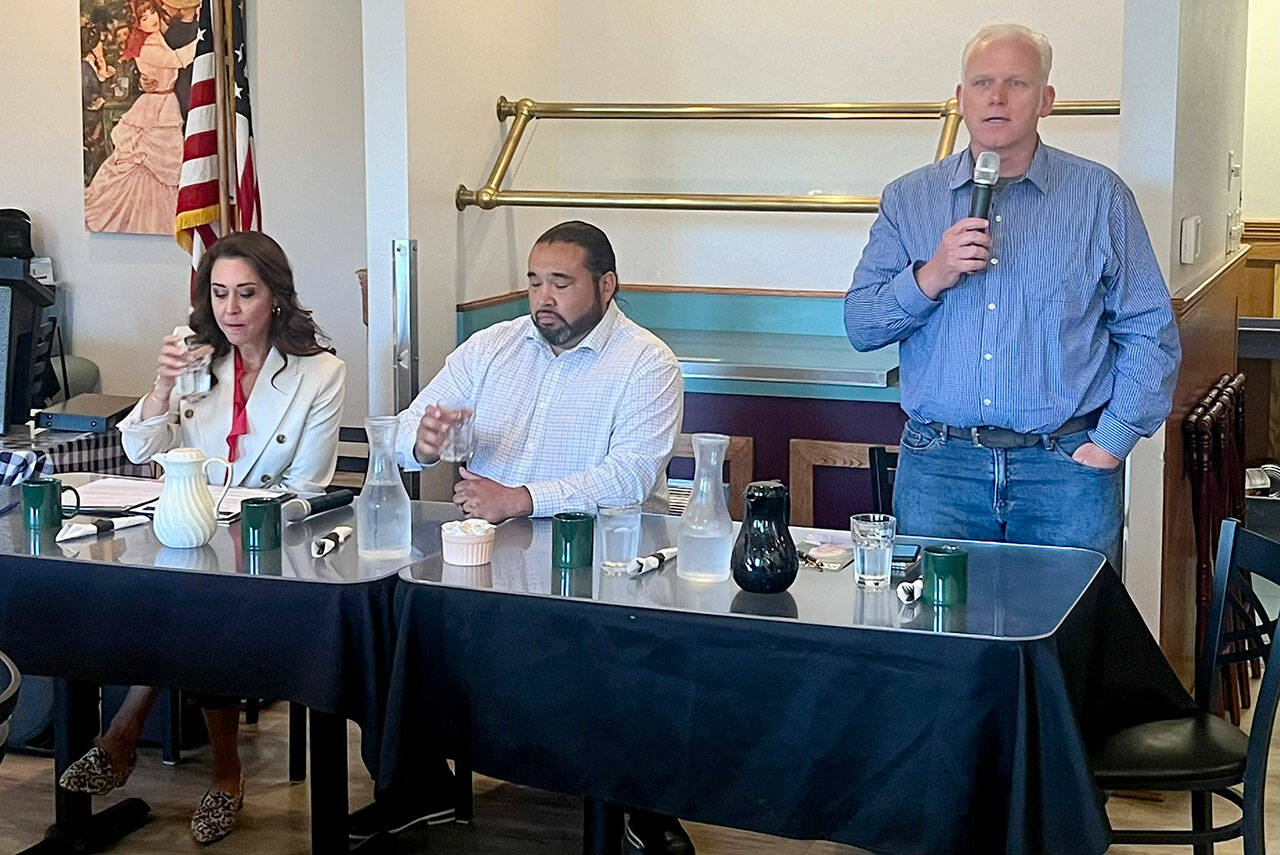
[961,23,1053,85]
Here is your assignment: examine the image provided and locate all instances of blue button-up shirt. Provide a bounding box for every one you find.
[845,142,1180,459]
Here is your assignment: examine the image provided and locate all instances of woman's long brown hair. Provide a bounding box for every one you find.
[188,231,334,386]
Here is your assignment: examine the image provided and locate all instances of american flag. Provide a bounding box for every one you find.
[228,0,260,232]
[174,0,260,276]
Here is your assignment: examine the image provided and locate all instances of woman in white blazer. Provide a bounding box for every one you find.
[119,246,345,493]
[63,231,346,844]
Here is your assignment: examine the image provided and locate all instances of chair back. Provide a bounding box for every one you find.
[0,649,20,764]
[868,446,898,515]
[28,317,63,408]
[667,433,754,520]
[332,425,369,489]
[1204,519,1280,813]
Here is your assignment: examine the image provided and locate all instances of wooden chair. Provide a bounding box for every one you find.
[1185,374,1257,724]
[1092,518,1278,854]
[868,446,899,516]
[668,433,754,520]
[788,439,899,527]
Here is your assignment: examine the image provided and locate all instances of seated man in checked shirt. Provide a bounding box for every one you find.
[397,219,684,523]
[349,221,694,855]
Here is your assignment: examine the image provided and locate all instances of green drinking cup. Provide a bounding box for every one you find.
[240,497,284,551]
[22,477,81,531]
[923,544,968,606]
[552,511,595,569]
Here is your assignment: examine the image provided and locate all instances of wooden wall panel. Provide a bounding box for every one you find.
[1161,247,1251,682]
[1241,221,1279,464]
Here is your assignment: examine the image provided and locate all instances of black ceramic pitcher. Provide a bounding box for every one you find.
[731,480,799,594]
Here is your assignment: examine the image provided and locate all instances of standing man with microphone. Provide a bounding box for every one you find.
[844,23,1180,568]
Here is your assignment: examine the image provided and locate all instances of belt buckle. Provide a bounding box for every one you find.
[970,427,983,448]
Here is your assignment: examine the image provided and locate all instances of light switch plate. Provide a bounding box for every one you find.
[1180,215,1201,264]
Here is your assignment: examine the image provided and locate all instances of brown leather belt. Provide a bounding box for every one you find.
[926,410,1101,449]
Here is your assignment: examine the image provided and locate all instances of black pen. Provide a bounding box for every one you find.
[0,500,18,518]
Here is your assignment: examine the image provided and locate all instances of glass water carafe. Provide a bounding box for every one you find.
[676,433,734,582]
[355,415,412,559]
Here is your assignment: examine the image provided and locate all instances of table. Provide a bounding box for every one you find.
[381,515,1198,855]
[0,475,462,854]
[0,425,150,486]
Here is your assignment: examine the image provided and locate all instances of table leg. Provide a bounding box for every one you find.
[582,797,623,855]
[289,702,307,783]
[308,708,349,855]
[452,754,475,825]
[161,689,182,765]
[18,679,151,854]
[53,677,96,829]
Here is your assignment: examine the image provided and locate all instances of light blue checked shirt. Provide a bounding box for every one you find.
[397,301,684,516]
[845,142,1180,460]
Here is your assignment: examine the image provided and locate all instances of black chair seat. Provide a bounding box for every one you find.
[1,650,20,765]
[1092,712,1247,790]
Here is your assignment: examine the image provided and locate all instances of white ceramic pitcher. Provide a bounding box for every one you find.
[152,447,232,548]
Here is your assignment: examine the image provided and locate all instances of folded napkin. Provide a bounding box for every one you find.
[56,515,150,543]
[896,577,924,604]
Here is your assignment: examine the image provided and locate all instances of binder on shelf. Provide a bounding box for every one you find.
[36,393,137,434]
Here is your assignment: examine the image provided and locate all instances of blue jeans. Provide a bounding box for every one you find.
[893,419,1124,569]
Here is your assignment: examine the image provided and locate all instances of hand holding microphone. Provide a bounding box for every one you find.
[914,151,1000,300]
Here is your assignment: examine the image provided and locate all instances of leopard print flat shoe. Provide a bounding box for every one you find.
[191,785,244,845]
[58,746,137,795]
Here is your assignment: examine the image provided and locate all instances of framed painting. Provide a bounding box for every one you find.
[80,0,202,235]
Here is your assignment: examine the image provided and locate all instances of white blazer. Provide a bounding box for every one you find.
[119,348,346,494]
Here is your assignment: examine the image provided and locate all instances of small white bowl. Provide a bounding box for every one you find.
[441,521,496,566]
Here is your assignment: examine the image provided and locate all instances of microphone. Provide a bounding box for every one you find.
[968,150,1001,220]
[282,489,356,523]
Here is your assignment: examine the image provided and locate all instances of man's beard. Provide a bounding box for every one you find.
[533,297,605,347]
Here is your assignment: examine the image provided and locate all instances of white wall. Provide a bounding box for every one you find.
[1119,0,1251,635]
[1167,0,1250,293]
[0,1,190,388]
[423,2,1126,303]
[251,0,369,423]
[370,0,562,497]
[403,1,565,310]
[1243,0,1279,219]
[549,2,1124,298]
[0,1,368,425]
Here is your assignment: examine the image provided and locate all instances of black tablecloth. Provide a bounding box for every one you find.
[378,567,1196,855]
[0,554,398,775]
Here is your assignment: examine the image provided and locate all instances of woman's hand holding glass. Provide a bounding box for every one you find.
[141,334,213,419]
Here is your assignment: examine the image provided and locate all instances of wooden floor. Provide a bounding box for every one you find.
[1,695,1277,854]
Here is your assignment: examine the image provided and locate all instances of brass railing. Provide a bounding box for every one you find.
[456,96,1121,214]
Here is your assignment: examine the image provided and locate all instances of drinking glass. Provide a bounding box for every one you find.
[850,513,895,588]
[598,498,642,573]
[438,398,475,464]
[176,337,213,398]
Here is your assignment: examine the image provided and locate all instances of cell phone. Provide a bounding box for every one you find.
[891,543,921,567]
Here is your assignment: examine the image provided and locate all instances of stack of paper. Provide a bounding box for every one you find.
[73,478,286,523]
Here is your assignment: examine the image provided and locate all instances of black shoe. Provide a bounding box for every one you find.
[623,810,694,855]
[348,794,456,843]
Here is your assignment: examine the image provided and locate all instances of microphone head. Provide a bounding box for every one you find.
[281,498,310,522]
[973,150,1000,186]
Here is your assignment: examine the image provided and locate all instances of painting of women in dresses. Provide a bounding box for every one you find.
[81,0,200,235]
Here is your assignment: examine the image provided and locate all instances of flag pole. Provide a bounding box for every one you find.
[221,0,240,231]
[208,0,231,234]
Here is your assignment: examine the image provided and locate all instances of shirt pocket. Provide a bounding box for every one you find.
[1026,231,1109,315]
